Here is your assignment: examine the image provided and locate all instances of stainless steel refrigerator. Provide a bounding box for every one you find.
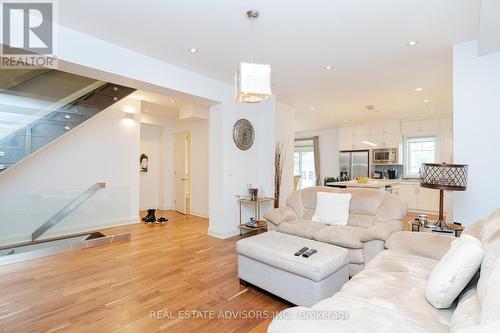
[339,150,369,179]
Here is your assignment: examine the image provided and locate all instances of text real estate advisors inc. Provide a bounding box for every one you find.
[149,309,351,320]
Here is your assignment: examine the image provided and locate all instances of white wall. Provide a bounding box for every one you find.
[0,97,141,226]
[275,103,295,207]
[140,123,162,210]
[173,118,209,218]
[295,129,340,184]
[453,40,500,224]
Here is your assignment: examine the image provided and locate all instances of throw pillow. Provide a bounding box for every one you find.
[312,192,352,225]
[425,234,484,309]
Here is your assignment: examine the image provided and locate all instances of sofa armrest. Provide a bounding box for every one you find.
[385,231,454,260]
[369,220,403,241]
[263,207,297,226]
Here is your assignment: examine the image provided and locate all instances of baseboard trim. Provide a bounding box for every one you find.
[207,226,240,239]
[189,211,209,219]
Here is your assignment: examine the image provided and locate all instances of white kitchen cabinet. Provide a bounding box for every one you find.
[383,133,401,148]
[354,125,370,136]
[397,183,418,210]
[401,118,441,135]
[401,120,420,134]
[339,126,355,138]
[339,135,354,151]
[384,120,400,134]
[369,122,384,136]
[420,119,440,133]
[418,187,440,212]
[397,182,440,213]
[368,120,401,148]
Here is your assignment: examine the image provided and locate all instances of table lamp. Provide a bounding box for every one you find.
[420,163,468,230]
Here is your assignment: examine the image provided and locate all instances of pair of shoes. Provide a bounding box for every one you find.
[142,209,156,223]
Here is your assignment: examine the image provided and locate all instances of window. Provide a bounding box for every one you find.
[404,136,437,177]
[294,139,316,189]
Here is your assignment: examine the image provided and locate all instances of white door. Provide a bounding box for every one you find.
[175,132,187,214]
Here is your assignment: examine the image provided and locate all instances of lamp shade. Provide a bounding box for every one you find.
[420,163,468,191]
[235,62,272,103]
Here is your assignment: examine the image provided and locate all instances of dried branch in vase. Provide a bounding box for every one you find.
[274,141,287,208]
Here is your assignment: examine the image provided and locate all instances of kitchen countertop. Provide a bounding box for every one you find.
[326,179,401,189]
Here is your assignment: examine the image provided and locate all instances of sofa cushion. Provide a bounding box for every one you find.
[425,234,484,309]
[298,187,388,216]
[314,225,375,249]
[364,250,438,279]
[312,192,352,225]
[277,220,328,239]
[451,281,480,333]
[348,214,375,228]
[236,231,348,282]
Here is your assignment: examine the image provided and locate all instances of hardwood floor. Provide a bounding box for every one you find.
[0,211,288,333]
[0,210,437,333]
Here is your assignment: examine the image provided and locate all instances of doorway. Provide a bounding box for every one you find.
[174,131,191,214]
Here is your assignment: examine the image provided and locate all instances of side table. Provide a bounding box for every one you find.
[237,196,275,236]
[406,220,464,238]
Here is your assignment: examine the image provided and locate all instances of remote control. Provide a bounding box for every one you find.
[302,249,317,258]
[294,247,309,256]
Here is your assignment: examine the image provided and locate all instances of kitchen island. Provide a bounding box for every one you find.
[326,179,400,191]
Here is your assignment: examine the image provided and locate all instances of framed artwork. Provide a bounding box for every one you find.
[140,153,148,173]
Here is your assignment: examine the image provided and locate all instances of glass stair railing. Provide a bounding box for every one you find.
[0,185,132,265]
[0,68,135,172]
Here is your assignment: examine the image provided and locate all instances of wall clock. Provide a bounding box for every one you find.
[233,118,255,151]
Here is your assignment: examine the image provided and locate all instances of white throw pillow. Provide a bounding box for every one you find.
[425,234,484,309]
[312,192,352,225]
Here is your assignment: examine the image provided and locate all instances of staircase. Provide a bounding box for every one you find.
[0,69,136,172]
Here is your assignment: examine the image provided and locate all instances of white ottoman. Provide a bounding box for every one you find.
[236,231,349,307]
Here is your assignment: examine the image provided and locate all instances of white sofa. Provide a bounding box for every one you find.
[264,187,408,276]
[268,209,500,333]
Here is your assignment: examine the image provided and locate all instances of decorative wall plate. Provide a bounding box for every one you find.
[233,118,255,151]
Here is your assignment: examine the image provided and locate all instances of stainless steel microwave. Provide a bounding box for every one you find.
[372,148,398,164]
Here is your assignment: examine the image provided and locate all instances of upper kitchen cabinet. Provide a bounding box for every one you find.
[401,118,440,134]
[354,125,370,137]
[369,120,400,148]
[339,125,370,150]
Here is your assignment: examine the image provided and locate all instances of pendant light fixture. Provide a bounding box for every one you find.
[235,9,272,103]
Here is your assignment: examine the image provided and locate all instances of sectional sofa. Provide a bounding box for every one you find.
[268,209,500,333]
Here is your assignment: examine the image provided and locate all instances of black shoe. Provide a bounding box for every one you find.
[157,217,168,223]
[144,209,156,223]
[142,209,154,222]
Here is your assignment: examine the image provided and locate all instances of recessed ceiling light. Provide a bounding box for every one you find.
[188,48,198,53]
[325,65,334,70]
[407,41,419,46]
[170,99,175,103]
[309,107,316,111]
[415,87,423,92]
[344,120,348,123]
[423,99,429,103]
[430,108,435,111]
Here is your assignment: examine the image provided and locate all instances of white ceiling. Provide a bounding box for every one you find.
[58,0,480,131]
